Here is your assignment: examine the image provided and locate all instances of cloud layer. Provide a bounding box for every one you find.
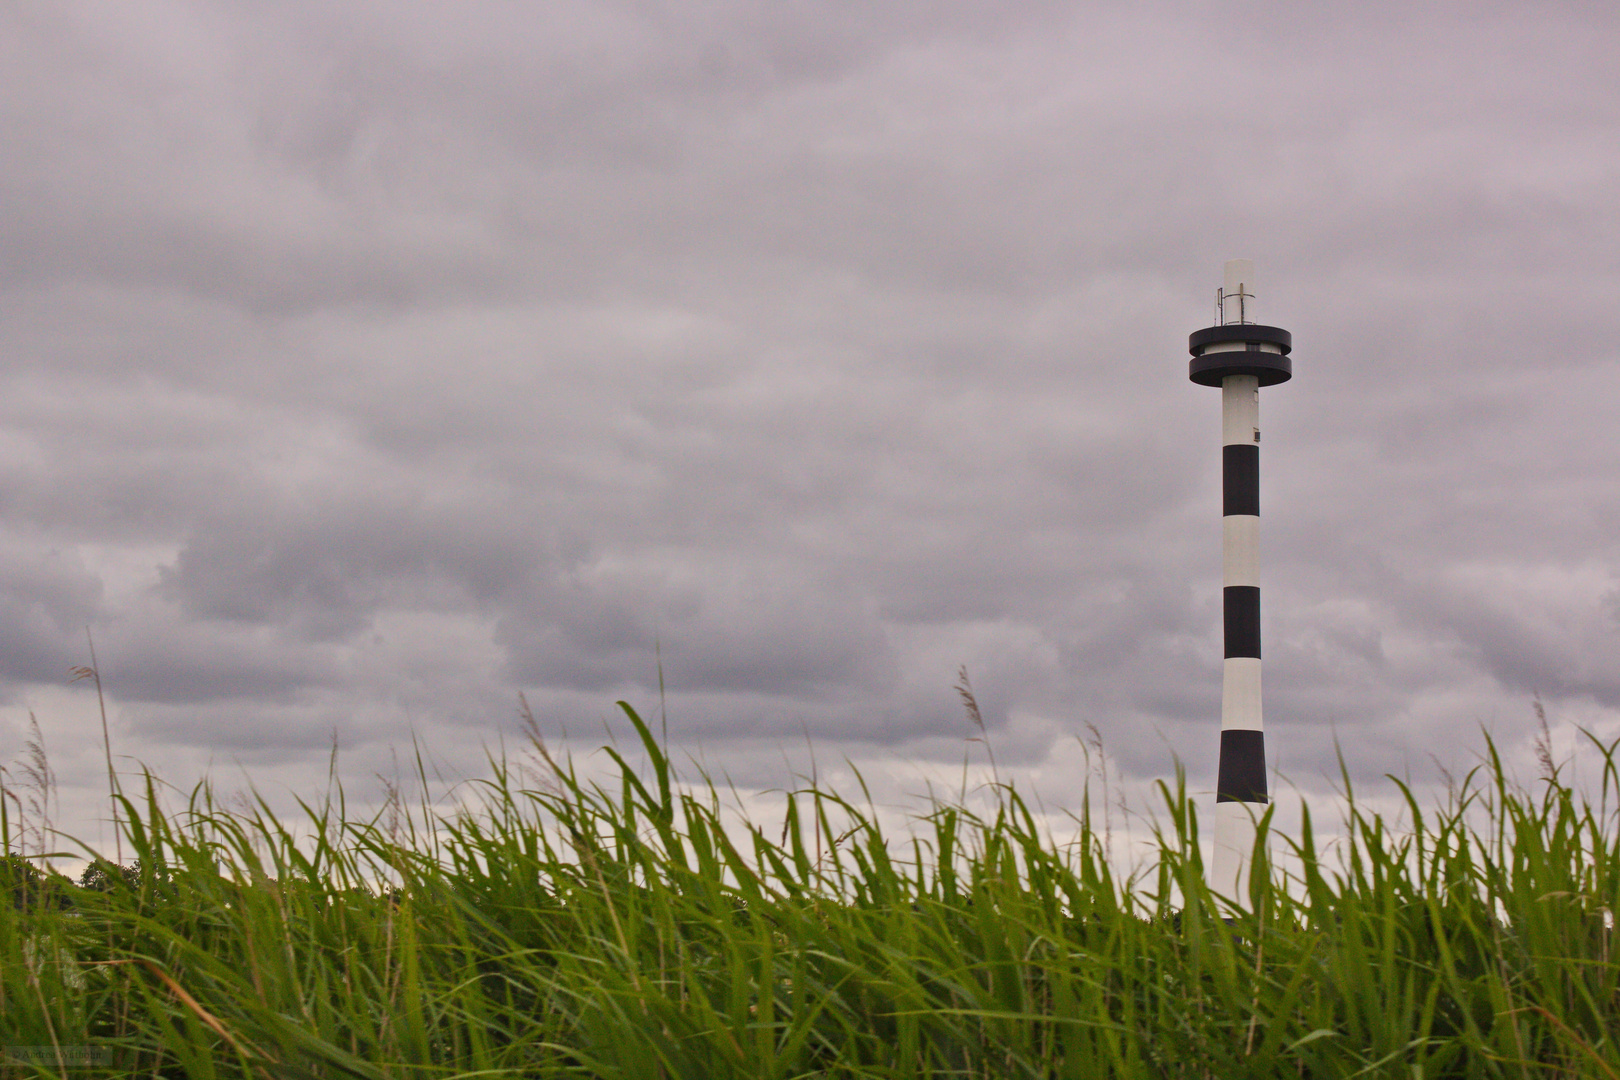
[2,3,1617,843]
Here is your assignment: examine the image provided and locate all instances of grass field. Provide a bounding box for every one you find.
[4,703,1619,1078]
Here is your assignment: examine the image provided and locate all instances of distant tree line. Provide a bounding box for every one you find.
[1,854,144,910]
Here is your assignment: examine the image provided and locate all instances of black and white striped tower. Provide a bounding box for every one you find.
[1188,259,1292,903]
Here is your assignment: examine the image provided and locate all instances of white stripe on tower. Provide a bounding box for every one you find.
[1187,259,1294,906]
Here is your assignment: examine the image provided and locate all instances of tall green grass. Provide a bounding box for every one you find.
[4,704,1619,1078]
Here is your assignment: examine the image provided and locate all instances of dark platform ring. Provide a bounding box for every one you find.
[1189,324,1292,355]
[1189,353,1292,386]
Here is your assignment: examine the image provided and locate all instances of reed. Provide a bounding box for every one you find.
[3,705,1618,1078]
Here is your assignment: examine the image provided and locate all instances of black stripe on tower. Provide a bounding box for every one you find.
[1217,729,1268,803]
[1223,444,1259,517]
[1224,587,1260,658]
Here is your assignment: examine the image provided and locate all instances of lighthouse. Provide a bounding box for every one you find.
[1188,259,1293,904]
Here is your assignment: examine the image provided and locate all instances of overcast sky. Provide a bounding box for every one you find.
[3,2,1617,852]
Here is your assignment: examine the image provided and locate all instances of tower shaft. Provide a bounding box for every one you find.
[1187,260,1293,907]
[1214,373,1266,901]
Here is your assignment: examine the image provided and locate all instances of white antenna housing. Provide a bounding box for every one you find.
[1220,259,1255,325]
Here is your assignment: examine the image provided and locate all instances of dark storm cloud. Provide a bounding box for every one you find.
[156,477,540,632]
[0,541,101,687]
[2,2,1618,846]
